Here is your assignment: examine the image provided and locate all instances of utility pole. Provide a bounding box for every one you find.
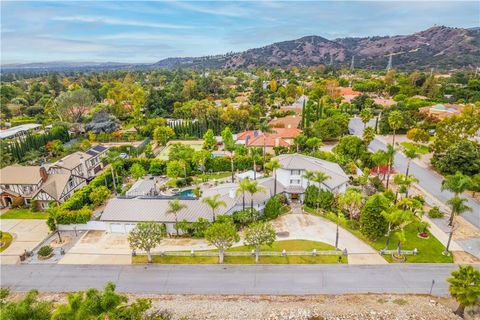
[350,55,355,71]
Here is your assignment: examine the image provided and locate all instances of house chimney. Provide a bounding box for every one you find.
[39,166,48,183]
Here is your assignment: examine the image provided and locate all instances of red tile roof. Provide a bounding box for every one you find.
[268,115,301,129]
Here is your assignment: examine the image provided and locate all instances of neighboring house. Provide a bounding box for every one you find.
[0,165,47,207]
[235,128,302,154]
[273,153,349,202]
[339,87,362,103]
[126,178,158,197]
[419,103,465,120]
[268,115,301,129]
[0,165,86,209]
[31,173,87,209]
[0,123,41,140]
[50,145,107,180]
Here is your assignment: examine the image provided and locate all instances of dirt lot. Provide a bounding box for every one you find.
[10,293,474,320]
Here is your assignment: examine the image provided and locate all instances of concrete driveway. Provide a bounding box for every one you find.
[0,219,49,264]
[271,210,387,264]
[59,230,215,264]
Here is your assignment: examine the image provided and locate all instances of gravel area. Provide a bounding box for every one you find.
[25,293,470,320]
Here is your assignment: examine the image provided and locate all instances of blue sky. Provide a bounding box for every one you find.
[1,1,478,64]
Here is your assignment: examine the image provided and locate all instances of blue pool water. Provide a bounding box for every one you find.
[211,153,224,158]
[177,189,195,197]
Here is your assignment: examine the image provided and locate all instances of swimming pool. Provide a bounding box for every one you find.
[177,189,195,198]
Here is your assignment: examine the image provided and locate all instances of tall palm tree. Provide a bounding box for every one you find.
[246,180,266,213]
[403,148,419,176]
[311,171,330,189]
[388,110,403,147]
[442,172,472,226]
[166,200,187,236]
[385,144,396,188]
[362,126,376,146]
[203,194,226,222]
[265,159,282,195]
[381,208,413,251]
[444,197,472,255]
[393,173,418,200]
[303,170,315,187]
[236,179,251,211]
[359,107,373,128]
[250,147,262,180]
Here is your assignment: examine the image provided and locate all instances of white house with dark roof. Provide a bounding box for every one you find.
[273,153,349,202]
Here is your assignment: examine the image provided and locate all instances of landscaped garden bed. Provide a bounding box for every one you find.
[0,231,13,252]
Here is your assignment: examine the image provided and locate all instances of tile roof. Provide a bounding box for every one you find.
[269,115,301,129]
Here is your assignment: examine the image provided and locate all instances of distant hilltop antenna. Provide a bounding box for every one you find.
[386,53,393,71]
[350,56,355,70]
[329,54,333,66]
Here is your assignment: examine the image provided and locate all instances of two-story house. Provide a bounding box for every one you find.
[49,145,107,180]
[0,165,86,209]
[273,153,349,202]
[0,165,47,207]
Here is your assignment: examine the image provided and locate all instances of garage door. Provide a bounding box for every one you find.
[110,223,125,233]
[125,224,136,233]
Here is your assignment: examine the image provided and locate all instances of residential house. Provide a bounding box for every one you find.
[235,128,302,154]
[419,103,465,120]
[99,153,349,233]
[268,115,301,129]
[0,165,86,209]
[0,123,42,140]
[49,145,107,180]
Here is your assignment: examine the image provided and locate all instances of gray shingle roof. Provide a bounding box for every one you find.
[274,153,349,190]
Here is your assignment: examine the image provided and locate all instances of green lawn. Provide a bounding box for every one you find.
[132,240,346,264]
[304,207,453,263]
[0,232,13,252]
[193,171,232,183]
[400,141,429,155]
[0,209,49,219]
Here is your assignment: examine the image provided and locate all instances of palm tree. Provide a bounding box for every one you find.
[371,150,388,179]
[311,171,330,189]
[265,159,282,195]
[442,172,472,226]
[403,148,418,176]
[166,200,187,236]
[236,179,251,211]
[202,194,226,222]
[246,180,266,213]
[444,197,471,256]
[303,170,315,187]
[259,121,274,164]
[250,147,262,180]
[362,126,376,146]
[381,208,413,251]
[387,110,403,147]
[385,143,395,188]
[447,265,480,318]
[393,173,418,200]
[359,107,373,128]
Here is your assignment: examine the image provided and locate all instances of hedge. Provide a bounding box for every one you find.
[56,207,91,224]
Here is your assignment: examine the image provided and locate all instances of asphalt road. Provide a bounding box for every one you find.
[0,264,462,296]
[348,118,480,228]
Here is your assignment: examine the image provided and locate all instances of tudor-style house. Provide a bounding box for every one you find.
[49,145,107,180]
[0,165,86,209]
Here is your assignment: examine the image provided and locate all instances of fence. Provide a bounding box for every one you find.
[149,249,346,257]
[380,249,418,255]
[58,221,106,231]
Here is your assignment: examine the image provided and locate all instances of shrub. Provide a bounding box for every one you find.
[263,195,283,220]
[360,194,389,240]
[347,219,361,230]
[38,245,53,257]
[428,206,444,218]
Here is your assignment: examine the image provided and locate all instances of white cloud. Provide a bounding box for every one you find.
[52,15,193,29]
[171,1,252,18]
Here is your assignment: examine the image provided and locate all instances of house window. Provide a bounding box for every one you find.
[290,179,301,185]
[291,170,301,175]
[41,202,49,209]
[68,179,75,189]
[4,185,10,190]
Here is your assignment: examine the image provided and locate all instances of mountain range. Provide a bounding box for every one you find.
[2,26,479,73]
